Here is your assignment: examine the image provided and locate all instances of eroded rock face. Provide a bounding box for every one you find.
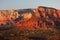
[14,9,34,23]
[16,6,60,30]
[0,6,60,30]
[37,6,60,29]
[0,9,35,30]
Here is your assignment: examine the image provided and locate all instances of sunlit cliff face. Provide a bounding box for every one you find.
[9,9,20,20]
[0,9,33,30]
[14,9,34,22]
[0,10,20,20]
[0,9,20,24]
[0,9,34,24]
[0,10,20,30]
[21,13,32,20]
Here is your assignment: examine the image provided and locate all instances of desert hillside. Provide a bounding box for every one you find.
[0,6,60,40]
[0,6,60,30]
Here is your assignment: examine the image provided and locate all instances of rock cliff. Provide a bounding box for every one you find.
[0,6,60,30]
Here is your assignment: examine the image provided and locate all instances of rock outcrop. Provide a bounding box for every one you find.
[0,6,60,30]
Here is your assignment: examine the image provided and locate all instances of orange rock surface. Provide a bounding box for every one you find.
[0,6,60,30]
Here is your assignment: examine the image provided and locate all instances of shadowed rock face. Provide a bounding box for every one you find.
[0,6,60,30]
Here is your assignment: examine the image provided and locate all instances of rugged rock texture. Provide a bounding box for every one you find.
[16,6,60,30]
[0,6,60,30]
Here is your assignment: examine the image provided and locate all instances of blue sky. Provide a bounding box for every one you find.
[0,0,60,10]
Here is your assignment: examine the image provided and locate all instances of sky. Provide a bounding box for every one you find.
[0,0,60,10]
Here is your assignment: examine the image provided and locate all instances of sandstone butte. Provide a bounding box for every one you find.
[0,6,60,30]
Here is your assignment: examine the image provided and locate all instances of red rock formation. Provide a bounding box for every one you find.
[16,6,60,30]
[0,6,60,30]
